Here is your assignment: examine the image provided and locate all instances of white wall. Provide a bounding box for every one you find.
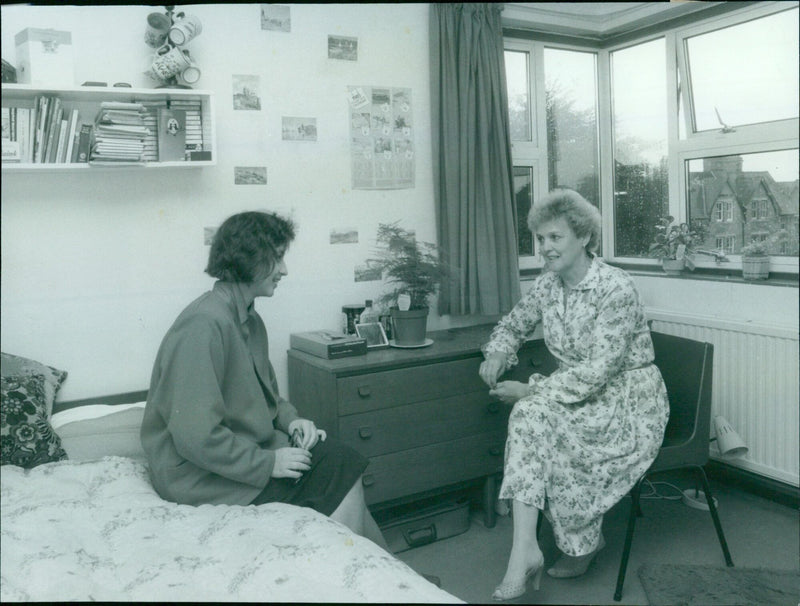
[2,4,797,406]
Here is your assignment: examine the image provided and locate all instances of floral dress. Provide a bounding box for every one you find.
[483,257,669,556]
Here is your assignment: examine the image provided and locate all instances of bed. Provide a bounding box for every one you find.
[0,353,461,603]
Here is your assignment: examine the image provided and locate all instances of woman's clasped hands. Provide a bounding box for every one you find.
[271,419,327,480]
[480,353,530,405]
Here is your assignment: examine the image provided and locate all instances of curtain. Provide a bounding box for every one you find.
[431,3,521,316]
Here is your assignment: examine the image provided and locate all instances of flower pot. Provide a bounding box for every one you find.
[390,307,429,346]
[661,258,685,275]
[742,255,769,280]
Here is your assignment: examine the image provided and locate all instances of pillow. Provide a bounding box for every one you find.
[1,352,68,417]
[1,374,68,468]
[51,403,146,461]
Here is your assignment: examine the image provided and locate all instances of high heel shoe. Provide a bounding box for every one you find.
[546,534,605,579]
[492,554,544,601]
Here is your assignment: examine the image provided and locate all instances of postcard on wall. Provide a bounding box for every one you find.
[233,75,262,111]
[329,35,358,61]
[234,166,267,184]
[330,228,358,245]
[348,85,414,190]
[282,117,317,141]
[157,108,186,162]
[261,4,291,32]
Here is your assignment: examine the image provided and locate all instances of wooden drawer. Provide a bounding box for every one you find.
[337,357,485,415]
[361,431,506,505]
[339,391,508,458]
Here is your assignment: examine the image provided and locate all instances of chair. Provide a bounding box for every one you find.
[613,331,734,601]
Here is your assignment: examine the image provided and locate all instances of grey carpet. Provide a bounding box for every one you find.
[638,563,800,606]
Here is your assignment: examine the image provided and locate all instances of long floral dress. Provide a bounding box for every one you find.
[483,257,669,557]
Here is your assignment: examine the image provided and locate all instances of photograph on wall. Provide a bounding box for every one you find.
[233,75,262,110]
[261,4,291,32]
[234,166,267,184]
[282,116,317,141]
[330,228,358,244]
[348,85,414,189]
[354,261,382,282]
[328,35,358,61]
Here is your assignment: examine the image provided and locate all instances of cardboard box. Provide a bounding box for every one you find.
[290,330,367,359]
[15,28,74,87]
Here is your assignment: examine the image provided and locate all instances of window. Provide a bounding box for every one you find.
[505,2,798,275]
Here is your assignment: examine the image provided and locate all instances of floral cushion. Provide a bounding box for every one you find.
[1,374,68,468]
[0,352,68,417]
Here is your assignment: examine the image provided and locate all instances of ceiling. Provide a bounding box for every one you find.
[502,2,725,38]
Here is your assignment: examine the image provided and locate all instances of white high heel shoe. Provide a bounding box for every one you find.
[492,553,545,601]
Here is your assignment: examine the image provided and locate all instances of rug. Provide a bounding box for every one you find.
[638,563,799,606]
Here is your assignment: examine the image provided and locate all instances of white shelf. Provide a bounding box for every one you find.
[1,84,216,170]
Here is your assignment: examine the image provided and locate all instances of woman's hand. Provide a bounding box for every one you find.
[489,381,529,405]
[479,353,508,388]
[272,446,311,480]
[287,418,327,450]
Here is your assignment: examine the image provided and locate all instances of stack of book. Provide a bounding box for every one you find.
[2,96,82,164]
[90,102,150,163]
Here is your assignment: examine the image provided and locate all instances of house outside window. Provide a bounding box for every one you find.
[504,2,799,275]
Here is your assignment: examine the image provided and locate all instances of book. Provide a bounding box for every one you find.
[16,107,31,163]
[64,108,79,163]
[55,118,69,163]
[157,108,186,161]
[75,124,93,163]
[40,96,58,162]
[46,105,63,163]
[1,106,20,162]
[34,96,47,162]
[290,331,367,359]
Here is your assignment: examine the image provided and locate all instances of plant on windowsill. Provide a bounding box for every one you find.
[740,239,771,280]
[368,222,451,346]
[648,216,704,275]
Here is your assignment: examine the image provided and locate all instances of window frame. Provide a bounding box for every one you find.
[505,1,799,276]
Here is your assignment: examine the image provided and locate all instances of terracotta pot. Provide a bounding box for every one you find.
[390,307,429,345]
[661,258,685,275]
[742,255,769,280]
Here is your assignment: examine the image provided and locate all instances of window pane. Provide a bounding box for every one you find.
[544,48,600,207]
[687,149,799,256]
[612,38,668,257]
[513,166,534,256]
[685,8,799,132]
[505,50,531,141]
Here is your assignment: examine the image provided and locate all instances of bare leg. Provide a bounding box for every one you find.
[330,477,389,551]
[499,499,544,585]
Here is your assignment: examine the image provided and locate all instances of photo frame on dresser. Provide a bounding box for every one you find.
[355,322,388,349]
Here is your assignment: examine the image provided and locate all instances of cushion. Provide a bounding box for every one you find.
[1,352,68,417]
[1,374,68,468]
[51,403,146,461]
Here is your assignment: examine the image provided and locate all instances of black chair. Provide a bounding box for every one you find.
[613,331,734,601]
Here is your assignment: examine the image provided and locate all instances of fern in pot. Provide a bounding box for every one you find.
[368,222,451,346]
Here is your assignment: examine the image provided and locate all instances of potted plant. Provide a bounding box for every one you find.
[369,222,451,346]
[649,216,704,275]
[740,239,771,280]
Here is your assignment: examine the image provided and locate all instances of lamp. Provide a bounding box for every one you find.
[711,415,749,458]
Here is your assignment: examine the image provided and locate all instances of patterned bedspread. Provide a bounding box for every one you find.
[0,457,460,603]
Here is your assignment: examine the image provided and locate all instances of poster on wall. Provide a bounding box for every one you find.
[348,85,414,190]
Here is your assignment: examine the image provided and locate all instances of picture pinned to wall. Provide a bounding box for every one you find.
[354,261,382,283]
[204,227,218,246]
[328,35,358,61]
[261,4,291,32]
[282,117,317,141]
[330,228,358,245]
[233,75,261,110]
[234,166,267,184]
[348,86,414,190]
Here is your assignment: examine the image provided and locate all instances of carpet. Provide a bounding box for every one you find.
[638,563,799,606]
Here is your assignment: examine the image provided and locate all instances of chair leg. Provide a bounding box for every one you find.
[694,466,734,567]
[614,478,644,601]
[483,474,498,529]
[536,508,543,540]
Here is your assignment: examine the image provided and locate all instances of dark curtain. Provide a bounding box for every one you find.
[431,3,521,316]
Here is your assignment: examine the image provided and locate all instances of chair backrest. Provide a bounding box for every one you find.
[650,331,714,470]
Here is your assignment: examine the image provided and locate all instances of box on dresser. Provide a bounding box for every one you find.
[290,330,367,359]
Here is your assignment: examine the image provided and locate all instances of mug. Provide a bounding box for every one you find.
[168,12,203,46]
[144,12,171,48]
[146,44,192,81]
[179,52,201,84]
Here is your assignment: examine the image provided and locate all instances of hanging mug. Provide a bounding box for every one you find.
[146,44,192,81]
[168,12,203,46]
[144,12,171,48]
[179,51,201,85]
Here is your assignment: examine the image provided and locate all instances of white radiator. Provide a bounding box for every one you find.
[648,310,799,487]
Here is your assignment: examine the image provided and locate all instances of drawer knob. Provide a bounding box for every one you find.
[357,385,371,397]
[358,426,373,439]
[362,474,375,487]
[487,402,500,414]
[489,446,502,457]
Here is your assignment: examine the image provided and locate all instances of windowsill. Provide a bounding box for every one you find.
[520,262,799,288]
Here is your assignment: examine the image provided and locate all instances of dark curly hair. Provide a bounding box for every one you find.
[206,211,297,282]
[528,189,601,253]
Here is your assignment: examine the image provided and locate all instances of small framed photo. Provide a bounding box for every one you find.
[355,322,389,349]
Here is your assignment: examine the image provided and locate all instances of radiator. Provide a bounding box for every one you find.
[648,310,799,487]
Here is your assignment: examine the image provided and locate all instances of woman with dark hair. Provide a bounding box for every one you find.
[141,211,388,550]
[479,190,669,600]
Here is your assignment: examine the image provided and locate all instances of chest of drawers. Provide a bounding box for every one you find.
[287,323,557,524]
